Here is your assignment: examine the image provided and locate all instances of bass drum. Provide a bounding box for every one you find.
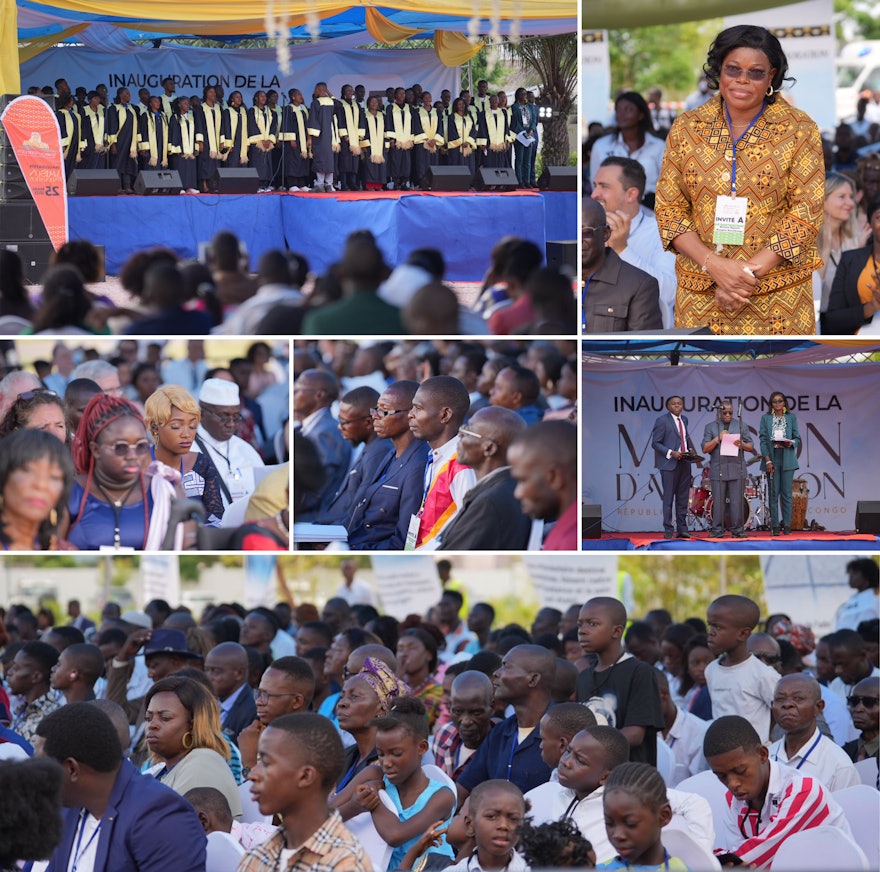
[706,494,751,530]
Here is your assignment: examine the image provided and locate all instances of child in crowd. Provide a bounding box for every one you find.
[518,817,596,868]
[184,785,277,850]
[537,701,598,774]
[448,780,529,871]
[705,595,779,742]
[576,597,664,765]
[526,725,629,864]
[599,762,688,871]
[355,697,456,871]
[655,670,709,787]
[680,635,713,720]
[704,715,851,869]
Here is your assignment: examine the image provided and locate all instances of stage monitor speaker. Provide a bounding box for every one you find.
[426,165,472,191]
[546,240,577,272]
[68,169,119,196]
[477,167,518,190]
[2,241,54,283]
[134,169,182,195]
[213,167,260,195]
[541,165,577,191]
[855,501,880,534]
[582,504,602,539]
[0,201,49,242]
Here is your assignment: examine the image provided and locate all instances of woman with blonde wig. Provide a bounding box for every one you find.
[144,385,224,525]
[143,675,242,818]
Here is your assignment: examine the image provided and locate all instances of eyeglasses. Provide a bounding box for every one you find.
[752,652,781,665]
[100,439,152,457]
[458,426,496,444]
[18,389,58,400]
[202,407,242,425]
[370,407,409,419]
[722,64,769,82]
[338,415,372,427]
[582,224,608,240]
[253,688,298,703]
[771,399,785,405]
[847,695,879,709]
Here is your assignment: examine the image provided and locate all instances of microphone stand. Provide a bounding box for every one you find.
[737,399,747,532]
[279,91,287,191]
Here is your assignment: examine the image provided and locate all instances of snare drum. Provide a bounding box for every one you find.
[689,487,710,516]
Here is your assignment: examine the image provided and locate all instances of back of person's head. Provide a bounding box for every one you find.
[545,700,597,736]
[184,785,233,832]
[142,262,184,309]
[51,240,103,283]
[64,643,105,687]
[36,701,122,770]
[257,250,292,287]
[407,248,445,278]
[703,715,762,759]
[468,649,502,677]
[210,231,244,272]
[603,761,668,810]
[0,758,65,867]
[500,240,543,286]
[339,238,386,291]
[88,699,132,754]
[269,655,317,707]
[372,694,430,741]
[267,711,346,789]
[0,249,27,303]
[287,252,309,288]
[119,248,179,299]
[518,816,596,868]
[527,268,577,331]
[402,282,459,335]
[848,558,879,589]
[32,266,90,332]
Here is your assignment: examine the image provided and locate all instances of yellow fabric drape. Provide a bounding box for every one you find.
[434,30,484,67]
[365,7,421,44]
[19,23,88,63]
[0,0,20,94]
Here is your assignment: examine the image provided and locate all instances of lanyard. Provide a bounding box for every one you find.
[775,732,822,770]
[506,730,518,781]
[419,452,435,513]
[581,276,593,331]
[72,810,102,872]
[725,102,765,196]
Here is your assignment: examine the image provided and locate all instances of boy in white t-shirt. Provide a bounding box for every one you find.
[705,595,779,743]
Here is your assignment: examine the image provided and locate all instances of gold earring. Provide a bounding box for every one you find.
[766,85,775,97]
[182,731,194,750]
[49,508,58,527]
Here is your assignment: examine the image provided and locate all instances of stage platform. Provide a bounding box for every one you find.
[68,189,576,282]
[582,530,880,551]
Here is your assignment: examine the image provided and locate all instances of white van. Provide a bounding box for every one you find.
[836,41,880,121]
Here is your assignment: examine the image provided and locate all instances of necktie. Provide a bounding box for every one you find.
[677,417,686,452]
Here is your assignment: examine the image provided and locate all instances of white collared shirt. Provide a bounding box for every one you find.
[664,706,709,786]
[769,726,860,792]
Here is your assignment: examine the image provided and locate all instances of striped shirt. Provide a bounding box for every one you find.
[717,760,852,868]
[236,810,370,872]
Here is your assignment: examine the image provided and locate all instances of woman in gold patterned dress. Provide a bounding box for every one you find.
[655,25,824,334]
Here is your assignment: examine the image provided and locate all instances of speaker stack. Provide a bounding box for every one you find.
[0,94,55,282]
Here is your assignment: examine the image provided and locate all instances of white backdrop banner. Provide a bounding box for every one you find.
[581,31,611,134]
[21,44,459,108]
[523,555,618,611]
[370,555,442,621]
[582,358,880,532]
[725,0,836,131]
[140,554,180,606]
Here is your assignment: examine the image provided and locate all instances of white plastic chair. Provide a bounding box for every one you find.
[345,788,396,872]
[662,826,721,872]
[830,783,880,866]
[772,824,869,871]
[656,736,675,785]
[220,496,251,528]
[206,831,245,872]
[854,757,879,788]
[675,769,729,850]
[238,779,272,824]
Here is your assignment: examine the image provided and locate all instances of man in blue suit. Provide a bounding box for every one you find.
[36,702,206,872]
[348,379,428,550]
[511,87,540,189]
[293,368,352,521]
[651,395,697,539]
[204,641,257,745]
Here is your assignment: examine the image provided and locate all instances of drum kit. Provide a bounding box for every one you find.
[686,457,786,532]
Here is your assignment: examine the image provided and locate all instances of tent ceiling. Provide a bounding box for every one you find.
[582,0,804,28]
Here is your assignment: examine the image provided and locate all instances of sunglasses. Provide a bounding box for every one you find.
[847,695,879,709]
[582,224,608,240]
[752,652,781,665]
[722,64,770,82]
[370,407,409,419]
[18,389,58,400]
[101,439,152,457]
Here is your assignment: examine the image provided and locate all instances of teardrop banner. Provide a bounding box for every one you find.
[0,95,68,250]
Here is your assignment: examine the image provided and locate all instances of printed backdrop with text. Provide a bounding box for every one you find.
[582,359,880,532]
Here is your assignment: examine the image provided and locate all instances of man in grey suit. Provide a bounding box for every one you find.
[204,642,256,745]
[293,369,351,521]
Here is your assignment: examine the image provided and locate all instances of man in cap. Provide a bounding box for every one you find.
[194,377,265,507]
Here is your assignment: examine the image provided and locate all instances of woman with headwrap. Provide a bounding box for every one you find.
[332,656,410,819]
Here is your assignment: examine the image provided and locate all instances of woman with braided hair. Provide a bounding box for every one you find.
[57,393,154,550]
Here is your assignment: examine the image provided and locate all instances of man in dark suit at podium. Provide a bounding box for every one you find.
[651,395,696,539]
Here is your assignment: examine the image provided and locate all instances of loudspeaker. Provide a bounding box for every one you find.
[546,240,577,272]
[426,165,472,191]
[134,169,182,195]
[582,504,602,539]
[0,177,31,200]
[68,169,119,196]
[540,165,577,191]
[477,166,518,190]
[2,241,54,282]
[855,501,880,534]
[0,202,50,242]
[213,167,260,195]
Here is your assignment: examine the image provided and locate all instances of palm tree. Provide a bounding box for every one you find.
[506,33,576,168]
